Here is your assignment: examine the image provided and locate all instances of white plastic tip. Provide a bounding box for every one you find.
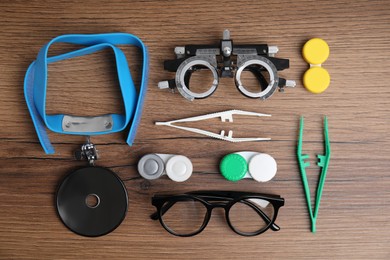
[223,29,230,40]
[174,46,185,55]
[268,46,279,55]
[155,121,168,126]
[158,81,170,89]
[286,80,296,88]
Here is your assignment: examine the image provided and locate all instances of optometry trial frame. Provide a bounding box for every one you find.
[158,30,295,101]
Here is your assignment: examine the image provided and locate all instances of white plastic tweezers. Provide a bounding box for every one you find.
[155,109,271,142]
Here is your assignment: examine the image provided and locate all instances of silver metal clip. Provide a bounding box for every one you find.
[75,136,99,166]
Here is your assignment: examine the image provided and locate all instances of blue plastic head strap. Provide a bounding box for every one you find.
[24,33,149,154]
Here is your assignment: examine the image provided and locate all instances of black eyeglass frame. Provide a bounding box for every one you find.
[151,190,285,237]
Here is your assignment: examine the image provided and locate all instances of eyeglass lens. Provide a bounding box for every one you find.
[228,198,275,234]
[161,199,207,236]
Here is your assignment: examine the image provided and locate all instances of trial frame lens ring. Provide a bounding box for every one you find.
[175,57,219,100]
[235,57,279,100]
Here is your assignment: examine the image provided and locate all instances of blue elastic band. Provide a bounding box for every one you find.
[24,33,149,154]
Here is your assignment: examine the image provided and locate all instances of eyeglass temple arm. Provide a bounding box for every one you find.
[243,200,280,231]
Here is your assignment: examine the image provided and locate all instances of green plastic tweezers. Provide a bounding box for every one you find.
[297,116,331,233]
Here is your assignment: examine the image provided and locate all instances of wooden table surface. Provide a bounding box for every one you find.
[0,0,389,259]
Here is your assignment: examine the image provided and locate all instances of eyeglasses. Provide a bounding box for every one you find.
[151,191,285,237]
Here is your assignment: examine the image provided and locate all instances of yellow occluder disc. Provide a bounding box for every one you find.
[302,38,329,65]
[303,67,330,94]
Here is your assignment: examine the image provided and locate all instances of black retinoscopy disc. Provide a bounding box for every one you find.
[56,166,128,237]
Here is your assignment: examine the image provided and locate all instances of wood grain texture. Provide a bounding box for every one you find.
[0,0,389,259]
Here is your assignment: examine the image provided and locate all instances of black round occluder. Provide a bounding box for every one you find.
[56,166,128,237]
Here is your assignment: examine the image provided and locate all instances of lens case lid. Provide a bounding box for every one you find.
[303,67,330,94]
[138,154,165,180]
[302,38,329,65]
[166,155,193,182]
[247,153,277,182]
[220,153,248,181]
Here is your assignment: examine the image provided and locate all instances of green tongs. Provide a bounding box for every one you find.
[297,116,331,233]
